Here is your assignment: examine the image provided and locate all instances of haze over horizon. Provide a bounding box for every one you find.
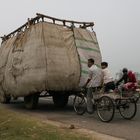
[0,0,140,77]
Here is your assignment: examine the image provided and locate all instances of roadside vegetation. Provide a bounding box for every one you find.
[0,105,90,140]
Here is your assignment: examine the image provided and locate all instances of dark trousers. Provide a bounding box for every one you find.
[87,86,101,112]
[104,81,115,92]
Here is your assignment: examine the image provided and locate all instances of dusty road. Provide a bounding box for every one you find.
[2,96,140,140]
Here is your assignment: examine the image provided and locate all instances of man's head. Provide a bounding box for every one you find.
[88,58,94,68]
[101,62,108,69]
[122,68,128,74]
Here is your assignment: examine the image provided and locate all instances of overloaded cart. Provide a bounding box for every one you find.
[0,13,102,109]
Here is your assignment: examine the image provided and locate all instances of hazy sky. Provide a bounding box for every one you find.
[0,0,140,76]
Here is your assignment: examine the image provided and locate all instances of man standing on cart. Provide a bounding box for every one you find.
[83,58,102,113]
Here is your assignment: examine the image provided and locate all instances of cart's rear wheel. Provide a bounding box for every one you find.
[52,94,69,108]
[24,94,39,109]
[73,93,86,115]
[97,96,115,122]
[119,99,137,120]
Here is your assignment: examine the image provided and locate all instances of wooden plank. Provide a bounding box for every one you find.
[1,13,94,42]
[36,13,94,26]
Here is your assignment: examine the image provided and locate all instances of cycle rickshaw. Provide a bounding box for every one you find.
[73,87,140,122]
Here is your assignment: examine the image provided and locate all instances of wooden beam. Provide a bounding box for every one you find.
[1,13,94,42]
[36,13,94,26]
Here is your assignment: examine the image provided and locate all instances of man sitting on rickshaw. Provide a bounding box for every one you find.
[116,68,138,91]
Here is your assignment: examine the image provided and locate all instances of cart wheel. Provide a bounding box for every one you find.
[97,96,115,122]
[52,94,69,108]
[73,93,86,115]
[119,99,137,120]
[24,94,39,109]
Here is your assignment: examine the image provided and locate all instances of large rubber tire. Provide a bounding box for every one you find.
[73,93,86,115]
[97,96,115,122]
[0,94,11,104]
[52,94,69,108]
[24,94,39,109]
[119,99,137,120]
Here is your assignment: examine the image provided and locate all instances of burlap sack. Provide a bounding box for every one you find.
[0,22,101,97]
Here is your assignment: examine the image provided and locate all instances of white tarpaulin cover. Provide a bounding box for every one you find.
[74,28,102,86]
[0,22,101,97]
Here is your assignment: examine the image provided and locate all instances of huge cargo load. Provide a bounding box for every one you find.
[0,13,102,108]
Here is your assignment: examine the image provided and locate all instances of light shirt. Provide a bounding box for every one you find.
[87,65,102,88]
[102,68,113,84]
